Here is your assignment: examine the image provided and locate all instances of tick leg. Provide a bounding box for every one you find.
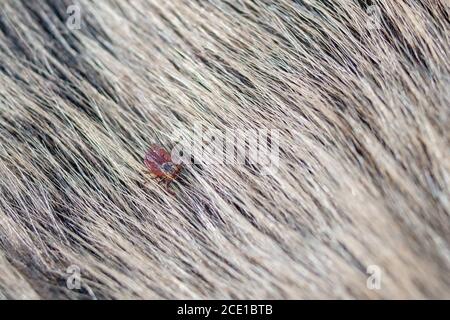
[164,179,176,195]
[143,171,159,179]
[166,188,175,196]
[143,174,162,187]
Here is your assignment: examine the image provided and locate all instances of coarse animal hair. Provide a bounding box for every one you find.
[0,0,449,299]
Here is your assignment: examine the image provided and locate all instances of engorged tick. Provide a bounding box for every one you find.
[144,144,183,192]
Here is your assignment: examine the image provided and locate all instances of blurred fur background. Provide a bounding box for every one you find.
[0,0,449,299]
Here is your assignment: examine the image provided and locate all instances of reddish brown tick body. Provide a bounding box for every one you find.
[144,144,182,191]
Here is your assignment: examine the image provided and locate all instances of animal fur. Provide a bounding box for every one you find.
[0,0,449,299]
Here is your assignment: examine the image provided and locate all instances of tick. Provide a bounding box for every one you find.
[144,144,183,192]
